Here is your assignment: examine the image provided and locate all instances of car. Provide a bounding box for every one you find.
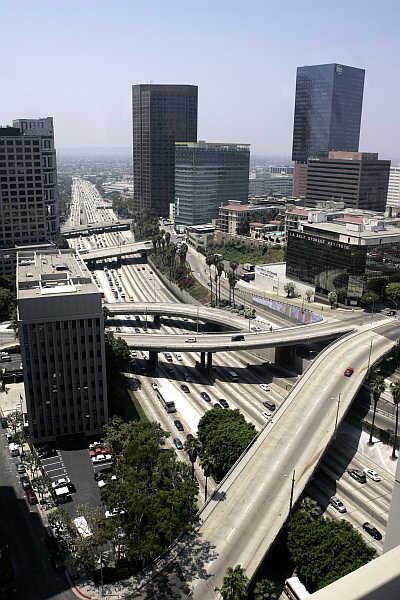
[135,315,140,321]
[200,391,211,402]
[174,420,184,432]
[92,453,112,464]
[185,337,197,343]
[213,402,222,409]
[134,328,141,333]
[344,367,354,377]
[173,438,183,450]
[262,411,272,419]
[219,398,229,409]
[130,351,137,358]
[175,353,182,361]
[363,522,382,540]
[184,373,194,383]
[259,384,270,392]
[4,432,13,443]
[180,384,190,393]
[37,445,57,458]
[231,335,245,342]
[94,466,113,481]
[115,327,121,333]
[51,477,71,490]
[26,488,38,505]
[364,468,381,482]
[152,381,158,390]
[329,496,347,513]
[16,462,26,475]
[105,507,126,519]
[89,441,103,450]
[20,475,31,490]
[164,352,173,362]
[98,475,117,489]
[347,469,367,484]
[263,400,276,411]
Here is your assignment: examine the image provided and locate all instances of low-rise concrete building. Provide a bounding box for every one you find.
[186,224,216,250]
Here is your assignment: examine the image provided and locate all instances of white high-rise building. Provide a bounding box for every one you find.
[17,249,108,443]
[387,166,400,212]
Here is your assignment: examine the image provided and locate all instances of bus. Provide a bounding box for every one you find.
[284,577,310,599]
[73,516,93,539]
[155,380,177,413]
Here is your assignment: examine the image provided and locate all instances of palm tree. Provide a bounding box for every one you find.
[230,273,239,307]
[165,231,171,246]
[369,375,385,445]
[230,261,238,274]
[217,261,224,306]
[184,435,202,479]
[391,380,400,459]
[206,254,214,302]
[216,564,249,600]
[178,243,188,267]
[214,258,220,306]
[169,243,177,279]
[253,578,278,600]
[200,452,215,502]
[299,496,321,519]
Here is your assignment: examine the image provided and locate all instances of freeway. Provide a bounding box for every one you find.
[61,220,131,236]
[179,319,400,598]
[117,317,357,352]
[106,302,245,330]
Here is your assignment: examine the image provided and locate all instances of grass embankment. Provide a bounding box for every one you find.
[108,374,148,422]
[150,254,211,304]
[204,240,286,265]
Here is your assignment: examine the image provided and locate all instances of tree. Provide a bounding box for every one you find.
[200,452,215,502]
[298,496,321,519]
[391,380,400,459]
[385,282,400,303]
[230,261,238,274]
[0,288,14,318]
[328,290,337,308]
[198,409,256,481]
[368,375,385,445]
[178,243,188,267]
[287,508,375,591]
[284,282,296,298]
[216,261,224,306]
[206,254,214,302]
[228,272,239,307]
[32,474,52,502]
[253,578,278,600]
[7,409,23,435]
[359,291,380,310]
[216,564,249,600]
[305,289,313,303]
[104,331,130,374]
[184,435,201,480]
[392,339,400,368]
[72,504,108,574]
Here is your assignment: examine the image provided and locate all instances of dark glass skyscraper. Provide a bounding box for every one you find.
[132,84,198,217]
[292,63,365,163]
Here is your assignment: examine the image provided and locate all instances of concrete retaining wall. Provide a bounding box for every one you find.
[147,256,203,306]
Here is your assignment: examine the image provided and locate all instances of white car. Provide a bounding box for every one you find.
[364,468,381,482]
[259,384,270,392]
[152,381,158,390]
[175,353,182,361]
[89,441,103,450]
[92,453,112,464]
[51,477,71,490]
[262,412,272,419]
[98,475,117,489]
[105,507,126,519]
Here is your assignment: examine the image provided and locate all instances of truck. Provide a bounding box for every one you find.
[155,379,177,413]
[72,516,93,538]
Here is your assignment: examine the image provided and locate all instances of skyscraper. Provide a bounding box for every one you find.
[0,118,58,273]
[175,142,250,226]
[292,63,365,196]
[132,84,198,217]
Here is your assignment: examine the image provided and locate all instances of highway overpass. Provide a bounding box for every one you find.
[106,302,245,330]
[169,318,400,598]
[79,241,152,261]
[61,220,132,237]
[116,318,356,352]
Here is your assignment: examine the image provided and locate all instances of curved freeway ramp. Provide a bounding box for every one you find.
[175,319,400,598]
[106,302,246,330]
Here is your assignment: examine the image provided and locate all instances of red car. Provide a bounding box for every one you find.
[344,367,354,377]
[26,488,38,505]
[89,447,105,458]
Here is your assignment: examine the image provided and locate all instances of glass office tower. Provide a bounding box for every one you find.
[132,84,198,217]
[175,142,250,226]
[292,63,365,163]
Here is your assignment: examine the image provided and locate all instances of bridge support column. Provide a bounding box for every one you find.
[153,315,161,328]
[274,345,299,374]
[207,352,213,375]
[148,351,158,370]
[200,352,206,369]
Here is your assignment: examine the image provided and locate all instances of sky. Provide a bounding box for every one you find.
[1,0,399,160]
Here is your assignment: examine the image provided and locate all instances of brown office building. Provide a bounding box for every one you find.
[132,84,198,217]
[305,151,390,212]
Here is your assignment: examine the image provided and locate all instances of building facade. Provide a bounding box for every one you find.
[132,84,198,217]
[292,63,365,196]
[248,174,293,197]
[286,209,400,303]
[218,203,280,235]
[306,151,390,212]
[0,118,58,273]
[386,167,400,212]
[17,250,108,442]
[175,142,250,226]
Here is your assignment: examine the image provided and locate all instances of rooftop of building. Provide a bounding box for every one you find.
[176,141,250,150]
[186,224,216,233]
[17,250,97,299]
[220,203,276,212]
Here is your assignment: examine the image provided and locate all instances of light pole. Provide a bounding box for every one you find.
[289,469,296,516]
[196,306,199,334]
[333,393,341,438]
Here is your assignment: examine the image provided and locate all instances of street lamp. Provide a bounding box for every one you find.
[333,393,341,438]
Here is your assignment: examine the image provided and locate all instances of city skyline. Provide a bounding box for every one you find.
[0,1,399,160]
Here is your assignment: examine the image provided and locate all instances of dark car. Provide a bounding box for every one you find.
[180,384,190,393]
[26,488,38,505]
[134,328,141,334]
[213,402,222,409]
[231,335,245,342]
[94,466,113,481]
[344,367,354,377]
[263,400,276,412]
[219,398,229,409]
[173,438,183,450]
[363,522,382,540]
[37,445,57,458]
[348,469,367,484]
[200,391,211,402]
[20,475,31,490]
[174,420,184,432]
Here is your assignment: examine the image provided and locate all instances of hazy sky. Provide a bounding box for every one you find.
[1,0,399,160]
